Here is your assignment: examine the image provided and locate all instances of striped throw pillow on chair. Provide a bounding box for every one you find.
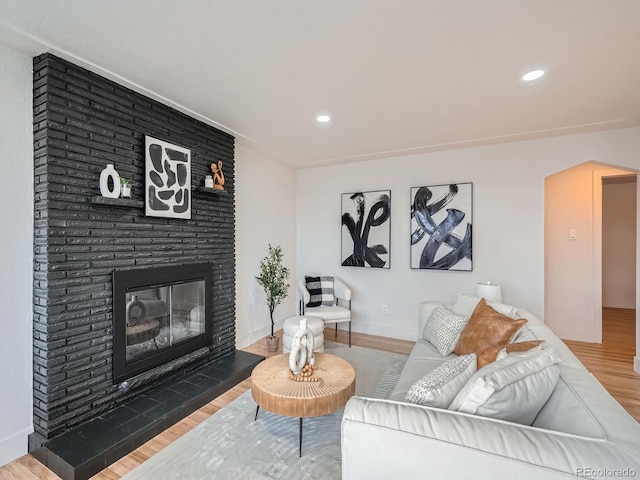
[305,276,336,307]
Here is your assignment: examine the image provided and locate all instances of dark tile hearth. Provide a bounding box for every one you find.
[31,350,263,480]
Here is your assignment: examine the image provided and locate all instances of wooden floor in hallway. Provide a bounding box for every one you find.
[1,309,638,479]
[563,307,640,421]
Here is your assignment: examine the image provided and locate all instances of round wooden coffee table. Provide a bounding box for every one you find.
[251,352,356,456]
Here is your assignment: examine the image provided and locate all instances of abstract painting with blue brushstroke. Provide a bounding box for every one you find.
[410,183,472,271]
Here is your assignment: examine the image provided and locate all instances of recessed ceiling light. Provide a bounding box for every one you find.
[522,69,545,82]
[316,114,331,123]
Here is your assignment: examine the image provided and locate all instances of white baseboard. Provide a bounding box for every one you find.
[237,318,287,350]
[635,356,640,376]
[238,318,416,347]
[307,320,416,342]
[348,321,416,342]
[0,427,31,468]
[550,326,600,343]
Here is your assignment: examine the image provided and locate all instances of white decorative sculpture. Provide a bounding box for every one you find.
[100,164,121,198]
[288,317,315,375]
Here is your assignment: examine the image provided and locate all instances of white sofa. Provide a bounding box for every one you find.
[341,301,640,479]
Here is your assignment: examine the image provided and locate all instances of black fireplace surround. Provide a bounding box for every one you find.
[30,54,265,480]
[31,53,238,442]
[113,263,214,383]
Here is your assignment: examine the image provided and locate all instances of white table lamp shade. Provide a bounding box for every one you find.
[476,282,502,303]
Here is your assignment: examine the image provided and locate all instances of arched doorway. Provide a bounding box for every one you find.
[544,161,637,347]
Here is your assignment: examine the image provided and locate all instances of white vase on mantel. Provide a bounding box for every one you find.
[100,164,121,198]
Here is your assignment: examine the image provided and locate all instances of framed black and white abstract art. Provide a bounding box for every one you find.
[145,135,191,219]
[341,190,391,268]
[410,183,473,271]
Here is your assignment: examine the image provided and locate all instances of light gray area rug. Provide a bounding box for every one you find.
[123,342,407,480]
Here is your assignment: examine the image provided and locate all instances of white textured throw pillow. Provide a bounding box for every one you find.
[405,354,477,408]
[449,347,561,425]
[422,305,468,356]
[452,293,519,319]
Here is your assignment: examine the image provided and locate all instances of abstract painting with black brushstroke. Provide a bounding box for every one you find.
[341,190,391,268]
[410,183,472,271]
[145,135,191,219]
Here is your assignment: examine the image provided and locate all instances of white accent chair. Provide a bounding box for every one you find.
[298,277,352,347]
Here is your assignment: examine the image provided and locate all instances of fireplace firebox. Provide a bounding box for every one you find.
[113,263,213,383]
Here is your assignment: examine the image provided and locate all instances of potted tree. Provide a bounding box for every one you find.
[255,244,290,352]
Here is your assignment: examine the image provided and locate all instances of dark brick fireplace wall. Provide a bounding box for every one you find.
[32,54,236,444]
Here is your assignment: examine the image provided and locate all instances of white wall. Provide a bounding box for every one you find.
[545,165,635,342]
[235,144,297,348]
[603,180,637,309]
[297,127,640,342]
[544,163,596,341]
[0,44,34,466]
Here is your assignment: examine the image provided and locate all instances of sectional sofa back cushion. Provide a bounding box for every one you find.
[449,347,561,425]
[505,310,610,438]
[452,293,518,319]
[454,299,527,355]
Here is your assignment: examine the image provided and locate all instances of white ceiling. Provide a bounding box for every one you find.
[1,0,639,168]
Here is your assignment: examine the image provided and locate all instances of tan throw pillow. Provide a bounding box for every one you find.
[454,298,527,356]
[477,340,543,369]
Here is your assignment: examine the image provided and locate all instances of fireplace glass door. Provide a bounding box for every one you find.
[113,263,213,383]
[125,280,206,364]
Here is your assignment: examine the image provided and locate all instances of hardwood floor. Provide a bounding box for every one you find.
[563,307,640,422]
[1,312,637,480]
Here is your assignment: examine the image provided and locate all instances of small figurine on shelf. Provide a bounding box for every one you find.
[120,177,131,198]
[210,161,225,190]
